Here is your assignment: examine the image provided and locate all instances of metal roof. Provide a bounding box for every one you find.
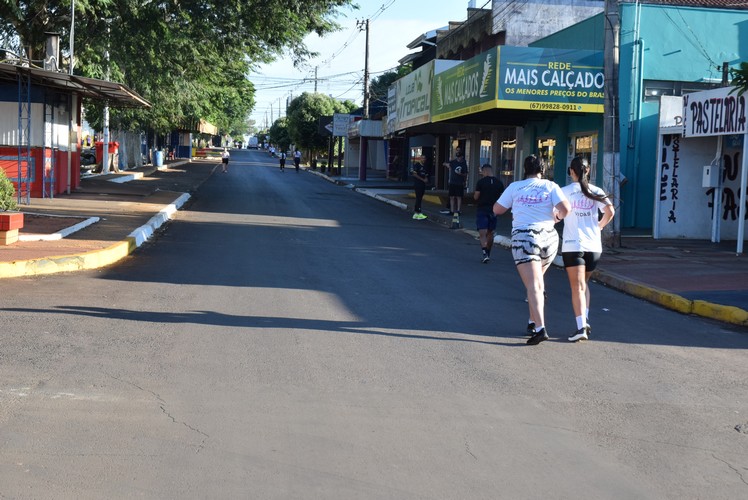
[0,62,150,108]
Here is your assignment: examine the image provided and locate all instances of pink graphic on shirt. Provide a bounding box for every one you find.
[571,196,595,210]
[517,188,549,205]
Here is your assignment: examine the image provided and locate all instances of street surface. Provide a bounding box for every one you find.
[1,149,747,499]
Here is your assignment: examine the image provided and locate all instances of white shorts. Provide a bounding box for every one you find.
[511,226,559,266]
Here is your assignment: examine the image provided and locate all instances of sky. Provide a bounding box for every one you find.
[248,0,483,129]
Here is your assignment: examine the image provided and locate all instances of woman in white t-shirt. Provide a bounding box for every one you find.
[494,155,570,345]
[561,156,615,342]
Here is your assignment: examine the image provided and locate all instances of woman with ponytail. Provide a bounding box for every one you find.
[561,156,615,342]
[494,155,570,346]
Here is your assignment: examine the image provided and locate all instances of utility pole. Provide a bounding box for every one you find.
[602,0,620,247]
[357,19,370,118]
[66,0,75,194]
[102,20,110,174]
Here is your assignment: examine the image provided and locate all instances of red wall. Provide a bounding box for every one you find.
[0,146,80,197]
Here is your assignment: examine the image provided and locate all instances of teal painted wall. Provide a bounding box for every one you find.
[619,4,748,229]
[529,14,605,51]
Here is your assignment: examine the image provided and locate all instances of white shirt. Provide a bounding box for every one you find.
[497,177,566,230]
[561,182,611,253]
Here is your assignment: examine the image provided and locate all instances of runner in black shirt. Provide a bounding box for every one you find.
[474,164,504,263]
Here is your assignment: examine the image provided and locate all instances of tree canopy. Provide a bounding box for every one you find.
[368,65,411,108]
[0,0,356,135]
[286,92,356,153]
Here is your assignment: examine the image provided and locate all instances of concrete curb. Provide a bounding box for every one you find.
[593,269,748,327]
[128,193,190,246]
[0,193,191,279]
[351,181,748,327]
[354,188,408,210]
[19,214,100,242]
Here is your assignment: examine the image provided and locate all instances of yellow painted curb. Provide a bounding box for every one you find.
[692,300,748,327]
[594,271,693,314]
[0,237,137,279]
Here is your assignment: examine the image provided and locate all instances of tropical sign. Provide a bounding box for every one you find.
[431,46,605,121]
[497,46,604,113]
[394,61,434,130]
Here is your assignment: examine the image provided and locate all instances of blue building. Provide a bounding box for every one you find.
[528,0,748,231]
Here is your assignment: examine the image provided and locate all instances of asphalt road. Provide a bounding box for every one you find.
[1,149,747,499]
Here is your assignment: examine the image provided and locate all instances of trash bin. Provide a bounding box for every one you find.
[154,150,164,167]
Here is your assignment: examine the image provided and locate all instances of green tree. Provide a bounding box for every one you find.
[0,1,356,135]
[368,65,411,108]
[286,92,356,156]
[268,117,292,152]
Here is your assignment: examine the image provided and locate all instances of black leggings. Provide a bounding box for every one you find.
[414,182,425,212]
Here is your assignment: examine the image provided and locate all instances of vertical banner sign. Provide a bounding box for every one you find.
[497,47,604,113]
[431,48,499,122]
[682,87,747,138]
[386,85,398,135]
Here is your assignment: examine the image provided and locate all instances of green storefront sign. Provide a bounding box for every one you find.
[431,46,604,122]
[432,49,498,122]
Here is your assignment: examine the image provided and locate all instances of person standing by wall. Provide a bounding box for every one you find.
[443,150,468,216]
[561,156,615,342]
[410,160,429,220]
[494,155,570,345]
[473,164,504,263]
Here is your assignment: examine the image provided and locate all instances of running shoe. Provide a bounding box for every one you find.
[482,255,490,263]
[527,328,549,345]
[526,322,535,336]
[568,326,589,342]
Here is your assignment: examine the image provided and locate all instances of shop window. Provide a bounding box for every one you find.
[537,138,556,181]
[642,80,720,102]
[479,138,492,168]
[568,133,599,184]
[498,127,516,186]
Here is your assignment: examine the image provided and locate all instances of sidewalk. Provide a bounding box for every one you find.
[1,163,746,328]
[0,159,217,278]
[311,169,748,328]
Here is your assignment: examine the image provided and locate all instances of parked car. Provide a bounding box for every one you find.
[80,148,96,173]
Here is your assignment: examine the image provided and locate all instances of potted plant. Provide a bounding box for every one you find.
[0,168,23,245]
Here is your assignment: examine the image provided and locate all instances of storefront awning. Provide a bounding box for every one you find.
[0,62,150,108]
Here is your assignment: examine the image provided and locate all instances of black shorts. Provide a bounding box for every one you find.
[448,184,465,198]
[562,251,602,270]
[222,158,229,164]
